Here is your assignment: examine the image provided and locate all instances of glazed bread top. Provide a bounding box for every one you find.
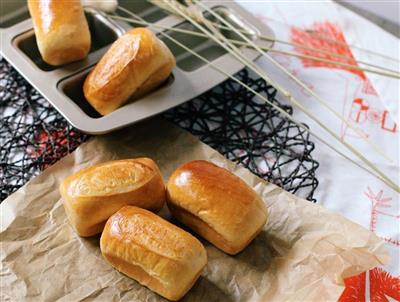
[60,158,165,237]
[101,206,207,289]
[83,27,176,115]
[63,158,160,198]
[28,0,84,33]
[65,159,157,197]
[167,160,268,243]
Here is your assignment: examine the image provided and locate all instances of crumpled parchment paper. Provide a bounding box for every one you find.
[0,118,389,302]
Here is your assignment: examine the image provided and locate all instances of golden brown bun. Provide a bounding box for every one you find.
[60,158,165,237]
[27,0,91,66]
[166,160,268,255]
[100,206,207,301]
[83,28,176,115]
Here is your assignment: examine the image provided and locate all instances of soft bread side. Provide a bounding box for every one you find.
[100,206,207,301]
[166,160,268,255]
[60,158,165,237]
[27,0,91,66]
[83,27,176,115]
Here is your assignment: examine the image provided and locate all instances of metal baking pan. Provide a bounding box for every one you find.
[0,1,274,134]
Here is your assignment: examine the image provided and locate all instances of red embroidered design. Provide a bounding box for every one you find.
[340,186,399,302]
[381,110,397,132]
[340,272,366,302]
[290,22,377,95]
[351,98,369,123]
[370,268,400,301]
[365,187,400,246]
[343,98,398,139]
[340,269,400,301]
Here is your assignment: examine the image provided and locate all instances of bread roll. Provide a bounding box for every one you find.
[100,206,207,301]
[60,158,165,237]
[83,27,176,115]
[166,160,268,255]
[27,0,91,66]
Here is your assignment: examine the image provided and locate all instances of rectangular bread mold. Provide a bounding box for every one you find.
[58,67,175,119]
[57,68,102,119]
[0,1,275,134]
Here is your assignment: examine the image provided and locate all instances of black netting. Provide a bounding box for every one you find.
[0,60,89,201]
[164,69,319,201]
[0,59,319,202]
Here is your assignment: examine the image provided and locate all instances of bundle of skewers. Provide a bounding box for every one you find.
[100,0,398,193]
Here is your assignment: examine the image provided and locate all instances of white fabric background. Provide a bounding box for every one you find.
[238,0,399,277]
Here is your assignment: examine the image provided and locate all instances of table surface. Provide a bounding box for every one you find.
[0,1,399,301]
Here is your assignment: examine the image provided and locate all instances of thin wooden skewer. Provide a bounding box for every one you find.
[306,30,400,63]
[211,21,400,64]
[156,1,400,64]
[108,14,400,79]
[273,49,399,78]
[147,1,398,191]
[266,17,400,63]
[117,6,399,193]
[192,21,400,68]
[260,36,398,73]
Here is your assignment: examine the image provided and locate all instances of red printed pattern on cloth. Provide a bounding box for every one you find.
[289,21,399,301]
[339,187,400,301]
[290,21,377,95]
[347,98,397,135]
[366,187,400,247]
[340,268,400,301]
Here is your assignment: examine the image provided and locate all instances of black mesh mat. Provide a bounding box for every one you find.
[164,69,319,201]
[0,59,319,202]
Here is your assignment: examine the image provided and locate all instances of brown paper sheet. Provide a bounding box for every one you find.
[1,118,389,301]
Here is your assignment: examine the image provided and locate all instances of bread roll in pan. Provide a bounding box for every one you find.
[0,2,275,134]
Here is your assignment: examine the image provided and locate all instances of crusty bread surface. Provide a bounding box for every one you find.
[28,0,91,65]
[60,158,165,237]
[166,160,268,254]
[100,206,207,301]
[83,27,176,115]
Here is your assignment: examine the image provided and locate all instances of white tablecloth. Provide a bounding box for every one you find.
[239,1,399,300]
